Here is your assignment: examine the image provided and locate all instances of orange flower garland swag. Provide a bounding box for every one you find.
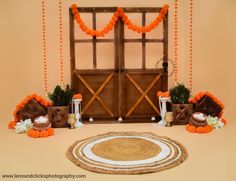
[70,4,169,37]
[27,128,54,138]
[186,124,213,134]
[8,94,52,129]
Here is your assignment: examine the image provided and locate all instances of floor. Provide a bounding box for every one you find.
[1,115,236,181]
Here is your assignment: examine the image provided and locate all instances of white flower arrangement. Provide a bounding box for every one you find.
[15,119,32,134]
[206,116,224,129]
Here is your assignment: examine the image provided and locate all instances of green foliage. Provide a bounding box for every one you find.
[48,85,74,106]
[169,83,190,104]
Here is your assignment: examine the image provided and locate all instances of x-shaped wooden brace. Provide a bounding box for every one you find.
[125,73,162,116]
[77,74,114,116]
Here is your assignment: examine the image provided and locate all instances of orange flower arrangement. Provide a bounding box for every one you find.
[188,91,224,118]
[27,128,54,138]
[70,4,169,37]
[8,121,16,129]
[157,91,170,97]
[221,118,227,125]
[186,124,213,134]
[8,94,52,128]
[73,93,82,99]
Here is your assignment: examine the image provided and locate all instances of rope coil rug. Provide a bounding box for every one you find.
[66,132,188,174]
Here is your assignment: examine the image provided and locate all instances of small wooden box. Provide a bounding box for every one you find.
[47,106,69,128]
[172,104,193,125]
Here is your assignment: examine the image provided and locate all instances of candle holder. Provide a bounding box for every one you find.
[71,98,83,128]
[155,96,171,127]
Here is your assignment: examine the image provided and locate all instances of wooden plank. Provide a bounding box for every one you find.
[92,12,97,69]
[114,17,125,118]
[69,8,76,89]
[162,11,169,90]
[74,69,114,75]
[75,68,163,75]
[77,7,117,13]
[124,39,164,43]
[142,12,146,69]
[123,7,162,13]
[75,39,114,43]
[125,68,163,74]
[76,7,161,13]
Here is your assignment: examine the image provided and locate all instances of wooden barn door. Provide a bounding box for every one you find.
[69,7,168,122]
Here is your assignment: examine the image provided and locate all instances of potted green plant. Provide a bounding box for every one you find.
[47,85,74,128]
[170,83,193,125]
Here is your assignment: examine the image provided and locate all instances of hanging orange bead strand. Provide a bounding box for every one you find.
[41,0,48,95]
[189,0,193,92]
[174,0,179,83]
[58,0,64,87]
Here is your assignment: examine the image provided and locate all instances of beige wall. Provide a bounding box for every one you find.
[0,0,236,123]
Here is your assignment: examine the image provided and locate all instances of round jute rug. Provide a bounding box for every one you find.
[66,132,188,174]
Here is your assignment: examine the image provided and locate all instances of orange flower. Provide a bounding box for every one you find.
[221,118,227,125]
[188,98,197,104]
[8,121,16,129]
[117,7,123,15]
[72,9,78,15]
[163,4,169,9]
[32,130,40,138]
[73,94,82,99]
[47,128,54,136]
[40,130,48,138]
[196,126,205,133]
[186,124,197,133]
[205,125,213,133]
[198,92,205,98]
[27,128,34,137]
[160,8,168,15]
[157,91,169,97]
[114,11,119,17]
[194,94,201,101]
[146,26,152,32]
[127,23,134,30]
[112,16,118,22]
[71,4,77,9]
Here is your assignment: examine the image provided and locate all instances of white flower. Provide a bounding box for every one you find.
[207,116,224,129]
[15,119,32,134]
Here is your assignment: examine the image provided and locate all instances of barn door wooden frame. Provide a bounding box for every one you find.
[69,7,168,122]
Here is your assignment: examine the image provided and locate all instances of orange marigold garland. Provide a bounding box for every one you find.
[8,94,52,128]
[189,91,225,110]
[27,128,54,138]
[70,4,169,37]
[186,124,213,134]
